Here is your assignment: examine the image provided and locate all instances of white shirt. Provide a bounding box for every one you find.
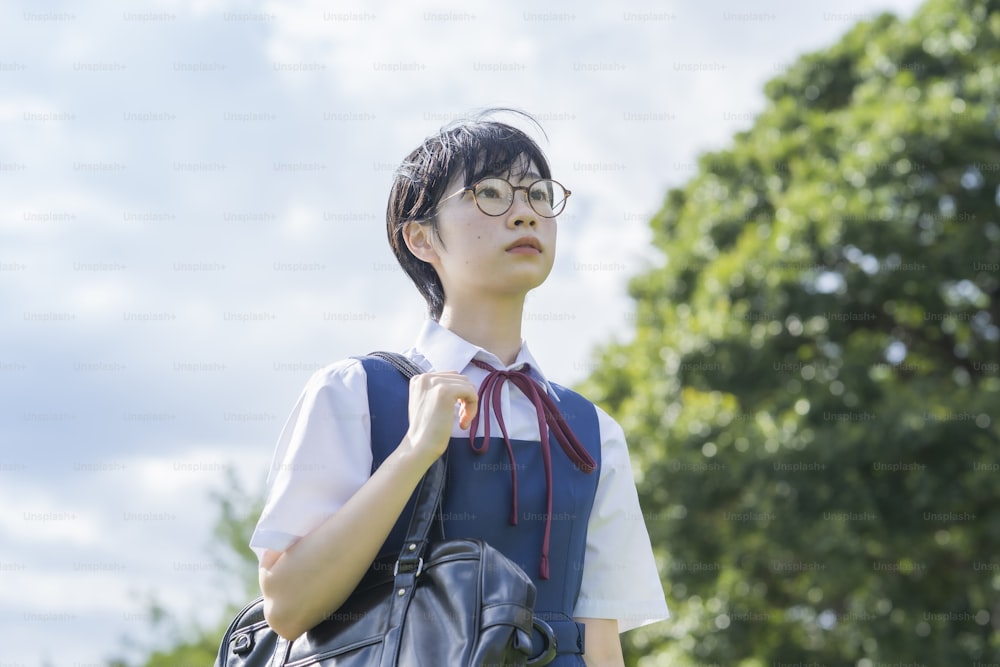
[250,320,669,632]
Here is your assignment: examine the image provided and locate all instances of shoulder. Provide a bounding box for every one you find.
[549,383,626,441]
[293,357,370,407]
[549,382,600,425]
[548,382,597,411]
[302,356,376,388]
[297,353,420,405]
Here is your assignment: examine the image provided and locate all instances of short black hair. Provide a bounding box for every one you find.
[386,108,551,320]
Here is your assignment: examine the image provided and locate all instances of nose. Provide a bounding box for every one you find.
[507,189,537,228]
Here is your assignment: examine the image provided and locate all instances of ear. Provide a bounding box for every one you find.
[403,221,440,264]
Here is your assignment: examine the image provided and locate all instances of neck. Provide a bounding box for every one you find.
[438,296,525,366]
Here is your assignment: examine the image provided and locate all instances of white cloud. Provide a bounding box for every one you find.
[0,488,103,548]
[1,0,928,664]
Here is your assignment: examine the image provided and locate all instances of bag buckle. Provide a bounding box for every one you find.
[393,556,424,577]
[231,631,254,655]
[527,618,558,666]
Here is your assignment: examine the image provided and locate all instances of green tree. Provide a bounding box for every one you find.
[581,0,1000,664]
[106,469,263,667]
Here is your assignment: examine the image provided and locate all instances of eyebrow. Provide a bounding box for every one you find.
[511,171,542,182]
[482,168,544,183]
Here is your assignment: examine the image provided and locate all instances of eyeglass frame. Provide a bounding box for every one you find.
[433,177,572,219]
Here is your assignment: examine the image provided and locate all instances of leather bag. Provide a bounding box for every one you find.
[214,351,558,667]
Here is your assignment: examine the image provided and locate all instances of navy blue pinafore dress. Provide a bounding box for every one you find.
[361,356,603,666]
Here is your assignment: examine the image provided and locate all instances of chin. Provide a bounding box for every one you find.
[513,271,553,293]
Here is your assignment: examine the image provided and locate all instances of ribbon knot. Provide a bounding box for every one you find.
[467,359,596,580]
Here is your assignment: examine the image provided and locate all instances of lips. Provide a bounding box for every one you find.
[506,237,542,253]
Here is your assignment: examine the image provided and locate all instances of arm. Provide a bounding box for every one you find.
[259,371,478,641]
[579,618,625,667]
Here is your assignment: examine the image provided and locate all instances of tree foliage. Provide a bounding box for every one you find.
[101,2,1000,665]
[581,0,1000,664]
[105,469,262,667]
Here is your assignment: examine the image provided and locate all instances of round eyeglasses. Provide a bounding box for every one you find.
[437,177,571,218]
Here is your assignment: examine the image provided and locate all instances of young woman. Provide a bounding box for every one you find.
[250,110,668,666]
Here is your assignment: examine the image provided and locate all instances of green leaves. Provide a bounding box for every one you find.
[584,0,1000,664]
[104,474,263,667]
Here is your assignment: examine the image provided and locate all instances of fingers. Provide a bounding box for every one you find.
[448,376,478,431]
[410,371,478,428]
[457,396,479,430]
[457,389,479,430]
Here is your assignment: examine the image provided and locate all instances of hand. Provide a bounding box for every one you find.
[404,371,479,463]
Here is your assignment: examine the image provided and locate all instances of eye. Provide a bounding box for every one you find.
[475,179,509,200]
[530,188,551,203]
[478,186,503,199]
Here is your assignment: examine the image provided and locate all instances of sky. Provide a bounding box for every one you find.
[0,0,927,664]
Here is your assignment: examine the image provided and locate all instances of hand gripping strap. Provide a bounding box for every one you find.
[362,352,451,667]
[362,351,445,562]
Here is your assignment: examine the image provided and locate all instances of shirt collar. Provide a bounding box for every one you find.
[410,319,559,400]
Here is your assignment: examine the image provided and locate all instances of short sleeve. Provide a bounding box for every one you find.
[573,406,670,632]
[249,359,373,560]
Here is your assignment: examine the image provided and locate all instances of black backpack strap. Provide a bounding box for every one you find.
[366,350,426,380]
[360,352,446,572]
[361,352,452,667]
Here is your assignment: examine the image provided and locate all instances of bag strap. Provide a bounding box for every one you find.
[366,350,425,379]
[363,351,454,667]
[363,351,447,576]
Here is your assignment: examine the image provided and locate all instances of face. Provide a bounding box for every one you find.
[404,161,558,308]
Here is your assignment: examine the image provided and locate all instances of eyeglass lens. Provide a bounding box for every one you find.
[473,178,567,217]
